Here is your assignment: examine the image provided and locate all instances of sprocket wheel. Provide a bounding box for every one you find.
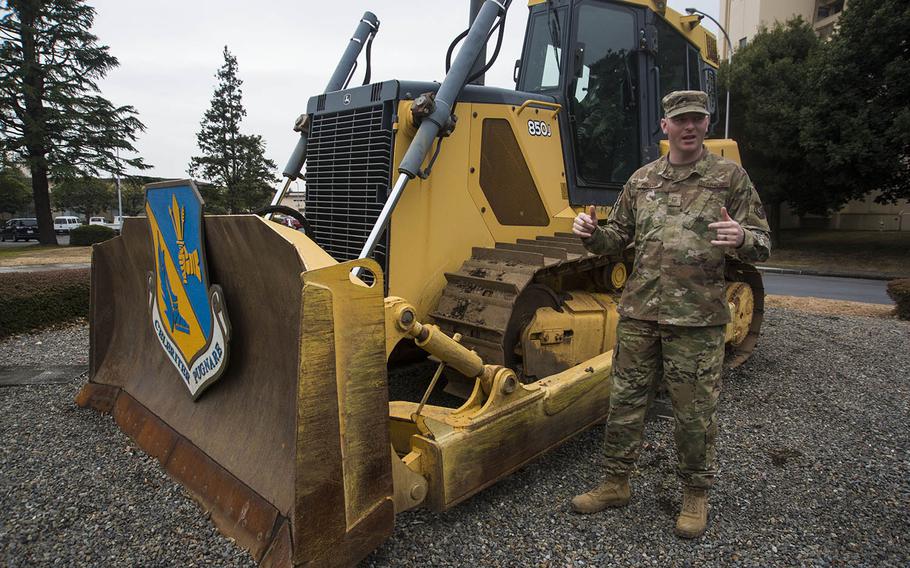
[723,260,765,369]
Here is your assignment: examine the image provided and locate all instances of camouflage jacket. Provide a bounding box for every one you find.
[583,149,771,326]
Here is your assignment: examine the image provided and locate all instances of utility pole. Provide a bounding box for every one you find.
[115,149,123,220]
[686,8,734,139]
[116,175,122,220]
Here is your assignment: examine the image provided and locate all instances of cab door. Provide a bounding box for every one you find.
[565,0,644,205]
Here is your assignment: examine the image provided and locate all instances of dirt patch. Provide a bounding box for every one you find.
[766,295,896,319]
[0,246,91,267]
[766,445,804,467]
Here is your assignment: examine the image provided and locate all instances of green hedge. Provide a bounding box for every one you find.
[887,278,910,321]
[0,268,90,338]
[71,224,116,246]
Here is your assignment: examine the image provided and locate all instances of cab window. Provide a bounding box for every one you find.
[687,48,701,90]
[519,7,567,93]
[569,2,639,186]
[654,16,688,97]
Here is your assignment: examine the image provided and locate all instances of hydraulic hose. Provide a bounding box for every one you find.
[398,0,508,178]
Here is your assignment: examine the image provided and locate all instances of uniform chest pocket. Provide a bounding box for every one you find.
[683,180,727,230]
[633,181,663,210]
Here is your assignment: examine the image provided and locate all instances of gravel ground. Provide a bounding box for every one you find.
[1,308,908,567]
[0,320,89,367]
[0,323,255,567]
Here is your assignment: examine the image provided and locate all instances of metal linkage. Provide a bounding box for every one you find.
[389,299,498,392]
[354,172,408,277]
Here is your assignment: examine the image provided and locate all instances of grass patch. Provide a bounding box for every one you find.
[0,245,91,267]
[0,244,60,258]
[761,230,910,278]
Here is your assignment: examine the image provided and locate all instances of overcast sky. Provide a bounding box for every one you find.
[89,0,720,182]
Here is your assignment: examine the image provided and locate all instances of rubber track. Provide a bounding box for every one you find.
[431,233,764,371]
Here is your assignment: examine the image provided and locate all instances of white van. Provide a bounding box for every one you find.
[54,216,81,234]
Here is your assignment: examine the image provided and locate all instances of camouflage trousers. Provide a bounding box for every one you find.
[603,317,725,489]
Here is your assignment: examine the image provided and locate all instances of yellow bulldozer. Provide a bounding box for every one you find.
[77,1,762,566]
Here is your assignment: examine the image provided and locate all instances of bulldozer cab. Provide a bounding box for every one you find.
[516,0,721,205]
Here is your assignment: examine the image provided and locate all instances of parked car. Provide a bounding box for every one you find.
[0,218,39,242]
[271,213,302,230]
[89,216,123,233]
[54,216,82,234]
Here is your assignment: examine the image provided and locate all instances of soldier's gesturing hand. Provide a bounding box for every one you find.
[573,205,598,239]
[708,207,744,248]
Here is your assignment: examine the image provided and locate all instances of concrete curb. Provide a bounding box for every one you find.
[0,262,90,273]
[0,365,88,386]
[756,265,899,281]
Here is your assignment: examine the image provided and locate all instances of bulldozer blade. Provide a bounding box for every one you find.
[77,216,394,567]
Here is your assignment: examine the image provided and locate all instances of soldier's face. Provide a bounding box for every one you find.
[661,113,710,156]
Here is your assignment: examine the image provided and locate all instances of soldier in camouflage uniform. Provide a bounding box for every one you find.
[570,90,771,538]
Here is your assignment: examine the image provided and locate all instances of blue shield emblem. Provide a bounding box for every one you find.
[145,180,231,399]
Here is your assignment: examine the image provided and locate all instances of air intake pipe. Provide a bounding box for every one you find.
[277,11,380,196]
[469,0,488,85]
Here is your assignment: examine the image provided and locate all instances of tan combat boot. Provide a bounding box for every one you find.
[674,487,709,538]
[570,476,631,514]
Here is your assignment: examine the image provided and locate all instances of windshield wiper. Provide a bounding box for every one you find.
[547,0,562,70]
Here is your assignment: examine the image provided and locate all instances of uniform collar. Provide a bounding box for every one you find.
[659,147,711,180]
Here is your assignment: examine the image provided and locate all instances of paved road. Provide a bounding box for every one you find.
[0,234,70,246]
[0,238,37,248]
[761,271,891,304]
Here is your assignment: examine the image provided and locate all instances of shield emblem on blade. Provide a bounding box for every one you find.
[144,180,231,399]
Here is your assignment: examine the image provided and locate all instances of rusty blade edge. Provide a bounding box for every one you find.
[75,382,291,565]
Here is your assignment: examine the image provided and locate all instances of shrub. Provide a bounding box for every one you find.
[886,278,910,321]
[0,268,90,338]
[70,224,115,246]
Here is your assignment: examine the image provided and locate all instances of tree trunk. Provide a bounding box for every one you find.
[18,2,56,246]
[767,197,782,249]
[30,164,56,244]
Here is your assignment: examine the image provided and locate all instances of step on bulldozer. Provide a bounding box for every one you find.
[77,1,763,566]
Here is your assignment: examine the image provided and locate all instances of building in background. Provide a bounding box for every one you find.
[279,180,306,212]
[720,0,908,232]
[720,0,847,59]
[780,193,909,232]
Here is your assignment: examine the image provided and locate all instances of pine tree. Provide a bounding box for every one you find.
[188,46,278,214]
[0,0,148,244]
